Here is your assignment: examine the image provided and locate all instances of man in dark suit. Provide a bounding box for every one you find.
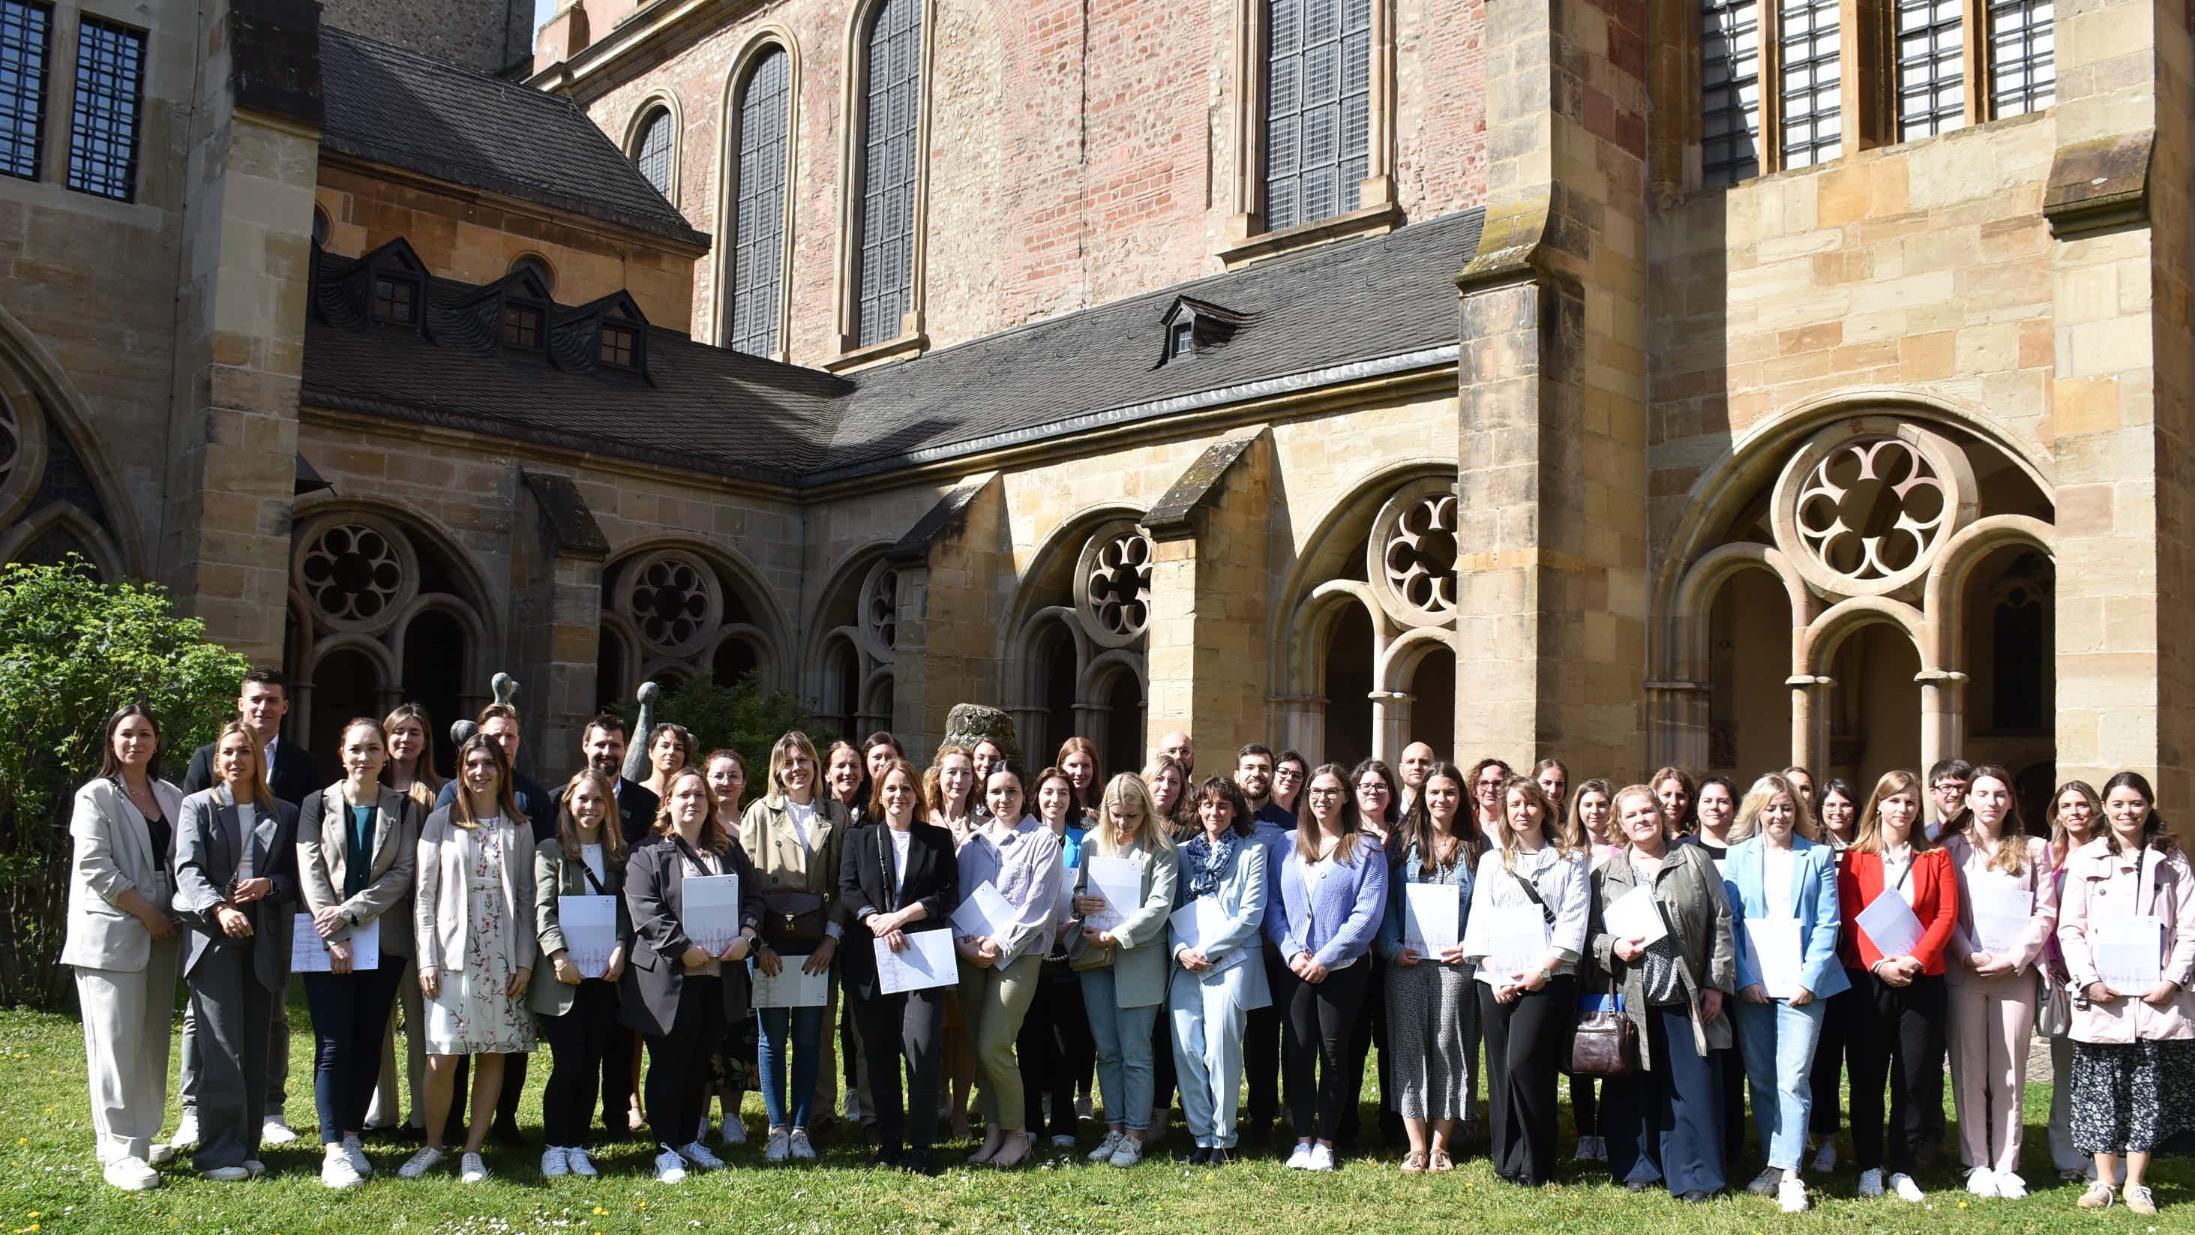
[580,711,660,847]
[173,667,318,1152]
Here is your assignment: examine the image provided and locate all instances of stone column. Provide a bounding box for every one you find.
[515,472,610,770]
[888,476,1007,759]
[1788,675,1830,773]
[1452,0,1651,777]
[1370,690,1411,763]
[1141,431,1275,757]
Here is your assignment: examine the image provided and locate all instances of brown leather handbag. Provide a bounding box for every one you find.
[1569,977,1638,1076]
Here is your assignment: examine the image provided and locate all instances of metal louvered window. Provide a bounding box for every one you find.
[1896,0,1964,140]
[0,1,48,182]
[855,0,921,349]
[728,47,790,357]
[1699,0,1761,187]
[1263,0,1371,233]
[1988,0,2053,117]
[634,108,673,201]
[1777,0,1841,169]
[67,14,141,200]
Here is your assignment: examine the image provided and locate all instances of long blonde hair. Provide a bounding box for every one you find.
[1496,774,1578,869]
[210,721,279,815]
[1731,772,1818,844]
[2046,779,2102,867]
[1853,768,1935,855]
[1092,771,1176,858]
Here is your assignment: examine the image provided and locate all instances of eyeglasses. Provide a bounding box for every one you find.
[1307,787,1344,798]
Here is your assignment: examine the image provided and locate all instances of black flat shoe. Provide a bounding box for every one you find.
[903,1150,940,1177]
[870,1147,904,1169]
[1626,1179,1653,1192]
[1681,1190,1713,1204]
[1187,1147,1212,1166]
[1207,1147,1232,1167]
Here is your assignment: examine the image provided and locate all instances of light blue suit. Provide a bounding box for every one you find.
[1168,838,1270,1149]
[1724,833,1845,1170]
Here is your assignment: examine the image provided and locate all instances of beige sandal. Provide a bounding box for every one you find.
[1429,1148,1454,1173]
[1400,1150,1428,1174]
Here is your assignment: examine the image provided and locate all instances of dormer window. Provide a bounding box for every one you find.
[371,274,416,326]
[1170,319,1195,358]
[1157,296,1254,366]
[600,322,637,369]
[501,302,543,350]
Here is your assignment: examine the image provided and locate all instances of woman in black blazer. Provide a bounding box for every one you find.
[840,757,958,1176]
[621,767,765,1184]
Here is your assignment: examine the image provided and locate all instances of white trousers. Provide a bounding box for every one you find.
[76,940,180,1164]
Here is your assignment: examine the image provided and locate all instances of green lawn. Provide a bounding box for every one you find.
[0,1002,2183,1234]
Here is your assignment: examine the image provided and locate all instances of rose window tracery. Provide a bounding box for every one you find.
[297,520,415,629]
[1074,526,1154,648]
[621,551,722,656]
[1792,437,1950,583]
[860,560,899,657]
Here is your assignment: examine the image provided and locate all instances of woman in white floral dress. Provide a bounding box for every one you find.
[399,733,537,1184]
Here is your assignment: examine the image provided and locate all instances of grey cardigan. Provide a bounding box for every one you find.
[1586,841,1737,1068]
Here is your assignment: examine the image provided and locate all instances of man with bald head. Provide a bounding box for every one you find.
[1397,741,1438,813]
[1158,730,1195,778]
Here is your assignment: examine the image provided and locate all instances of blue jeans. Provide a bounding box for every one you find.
[757,1004,825,1130]
[1734,997,1825,1171]
[1080,968,1158,1132]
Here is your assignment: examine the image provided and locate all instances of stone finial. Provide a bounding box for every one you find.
[492,673,518,705]
[941,703,1019,771]
[451,718,477,747]
[623,680,661,783]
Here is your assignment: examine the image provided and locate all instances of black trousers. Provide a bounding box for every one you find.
[1720,1027,1746,1165]
[1017,961,1090,1137]
[854,986,944,1154]
[1340,953,1400,1144]
[643,977,724,1150]
[541,981,621,1147]
[1809,984,1855,1137]
[1244,947,1286,1130]
[1279,960,1371,1144]
[1479,974,1576,1186]
[1846,968,1946,1175]
[303,965,402,1144]
[1572,1073,1600,1143]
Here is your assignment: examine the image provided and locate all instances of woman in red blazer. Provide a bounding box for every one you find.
[1836,768,1959,1204]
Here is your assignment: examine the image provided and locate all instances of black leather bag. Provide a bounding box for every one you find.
[762,890,827,952]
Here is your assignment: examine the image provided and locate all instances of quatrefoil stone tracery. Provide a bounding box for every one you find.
[299,521,412,628]
[1078,529,1153,645]
[1382,492,1459,618]
[622,553,722,656]
[1793,438,1949,584]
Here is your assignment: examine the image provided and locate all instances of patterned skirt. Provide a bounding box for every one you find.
[1386,960,1477,1122]
[2069,1038,2195,1155]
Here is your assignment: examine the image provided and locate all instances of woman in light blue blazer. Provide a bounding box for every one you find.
[1168,777,1269,1165]
[1725,771,1848,1214]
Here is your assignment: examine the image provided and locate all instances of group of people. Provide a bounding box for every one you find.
[61,671,2195,1214]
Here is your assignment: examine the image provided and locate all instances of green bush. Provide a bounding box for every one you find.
[624,674,824,803]
[0,558,249,1007]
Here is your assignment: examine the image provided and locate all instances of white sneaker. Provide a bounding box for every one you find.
[1745,1166,1783,1195]
[202,1165,250,1182]
[844,1092,863,1121]
[1965,1166,1998,1197]
[102,1157,160,1191]
[764,1127,791,1163]
[1087,1130,1125,1163]
[170,1114,200,1149]
[1993,1171,2026,1199]
[1285,1141,1314,1170]
[1107,1137,1143,1168]
[1306,1143,1336,1172]
[241,1159,266,1178]
[678,1140,726,1171]
[320,1148,364,1190]
[720,1117,747,1146]
[146,1142,176,1166]
[341,1133,371,1176]
[1890,1172,1926,1203]
[1857,1167,1884,1198]
[653,1147,688,1184]
[788,1128,817,1161]
[1811,1140,1837,1173]
[565,1147,598,1177]
[458,1152,489,1184]
[260,1117,300,1146]
[1778,1176,1809,1213]
[540,1146,570,1178]
[396,1146,446,1178]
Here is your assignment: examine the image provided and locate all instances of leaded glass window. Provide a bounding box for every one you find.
[1263,0,1371,232]
[1987,0,2053,118]
[728,48,790,356]
[1896,0,1965,140]
[0,2,49,183]
[1700,0,1761,187]
[634,107,673,201]
[67,15,141,200]
[855,0,922,348]
[1778,0,1841,169]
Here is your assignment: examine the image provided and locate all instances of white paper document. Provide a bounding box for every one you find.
[1855,891,1925,959]
[951,882,1015,940]
[557,895,617,978]
[875,929,958,994]
[1083,856,1144,931]
[2096,914,2164,991]
[1602,887,1669,948]
[1169,899,1248,972]
[1967,876,2034,957]
[682,873,743,954]
[750,956,831,1007]
[1404,884,1462,955]
[1744,916,1804,999]
[1464,902,1549,980]
[291,913,379,973]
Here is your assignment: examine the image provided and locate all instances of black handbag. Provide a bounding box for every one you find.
[762,890,827,952]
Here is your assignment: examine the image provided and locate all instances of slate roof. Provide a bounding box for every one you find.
[299,207,1485,487]
[317,25,707,249]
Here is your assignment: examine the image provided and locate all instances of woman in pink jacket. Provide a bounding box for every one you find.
[2056,771,2195,1216]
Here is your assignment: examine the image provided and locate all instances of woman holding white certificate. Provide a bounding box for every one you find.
[1071,773,1178,1169]
[1835,768,1957,1203]
[621,767,765,1184]
[531,770,630,1179]
[957,767,1063,1169]
[402,733,537,1185]
[1724,773,1846,1213]
[2042,780,2103,1182]
[1940,764,2057,1199]
[1586,782,1733,1200]
[1462,775,1583,1187]
[2057,771,2195,1215]
[1169,777,1268,1165]
[1376,763,1481,1174]
[840,757,958,1177]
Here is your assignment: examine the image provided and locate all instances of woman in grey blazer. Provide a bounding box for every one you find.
[174,722,300,1180]
[63,703,185,1191]
[1168,778,1268,1165]
[296,716,418,1188]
